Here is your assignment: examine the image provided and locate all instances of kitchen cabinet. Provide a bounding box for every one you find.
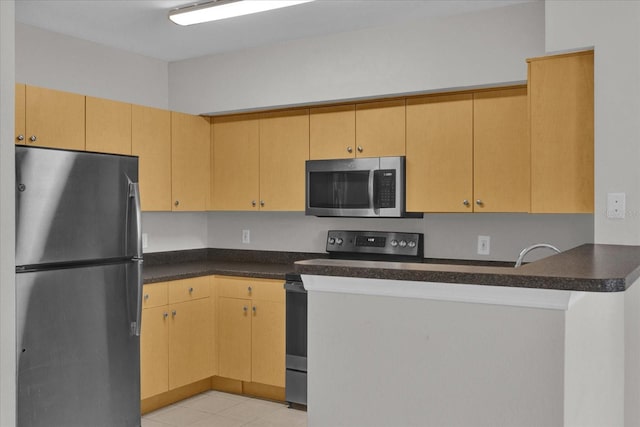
[211,110,309,211]
[309,104,356,159]
[171,112,211,211]
[211,114,260,210]
[355,99,405,158]
[259,109,309,211]
[15,84,85,150]
[406,88,529,213]
[85,96,132,155]
[140,277,212,399]
[406,93,473,212]
[216,276,285,388]
[132,105,172,211]
[528,50,594,213]
[473,87,530,212]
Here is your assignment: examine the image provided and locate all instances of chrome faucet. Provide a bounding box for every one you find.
[514,243,561,267]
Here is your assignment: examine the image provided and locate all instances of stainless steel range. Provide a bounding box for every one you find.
[285,230,424,408]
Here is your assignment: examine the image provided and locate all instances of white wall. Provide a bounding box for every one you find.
[16,23,169,109]
[205,211,593,262]
[142,212,208,253]
[169,1,545,115]
[0,2,16,425]
[545,1,640,246]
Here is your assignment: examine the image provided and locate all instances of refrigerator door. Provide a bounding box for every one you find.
[16,262,141,427]
[15,146,139,267]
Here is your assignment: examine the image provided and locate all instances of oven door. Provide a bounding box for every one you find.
[305,157,378,217]
[285,278,308,406]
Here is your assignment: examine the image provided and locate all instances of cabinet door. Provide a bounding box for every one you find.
[140,306,169,399]
[309,104,356,159]
[259,109,309,211]
[15,83,26,144]
[168,298,212,390]
[529,51,594,213]
[132,105,172,211]
[171,112,210,211]
[473,88,530,212]
[355,99,405,158]
[406,93,473,212]
[218,297,252,382]
[211,114,260,210]
[25,85,85,150]
[85,96,132,155]
[251,299,285,387]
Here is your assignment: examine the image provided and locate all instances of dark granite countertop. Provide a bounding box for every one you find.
[143,248,319,284]
[294,244,640,292]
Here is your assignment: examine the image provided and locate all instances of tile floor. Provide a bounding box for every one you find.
[142,390,307,427]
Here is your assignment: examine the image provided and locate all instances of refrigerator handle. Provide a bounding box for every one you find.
[128,181,143,259]
[132,260,143,337]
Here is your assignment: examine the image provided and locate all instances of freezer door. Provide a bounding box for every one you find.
[15,146,139,266]
[16,263,141,427]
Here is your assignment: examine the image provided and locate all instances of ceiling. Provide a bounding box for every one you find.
[15,0,534,62]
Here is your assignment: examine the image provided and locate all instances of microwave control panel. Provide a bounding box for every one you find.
[326,230,424,260]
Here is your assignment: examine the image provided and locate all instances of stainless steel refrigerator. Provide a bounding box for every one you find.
[15,146,143,427]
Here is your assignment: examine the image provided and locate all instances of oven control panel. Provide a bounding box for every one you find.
[326,230,424,259]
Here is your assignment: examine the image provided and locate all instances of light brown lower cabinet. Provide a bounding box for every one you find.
[140,277,212,400]
[216,276,286,388]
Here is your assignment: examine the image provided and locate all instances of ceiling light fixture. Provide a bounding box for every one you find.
[169,0,314,26]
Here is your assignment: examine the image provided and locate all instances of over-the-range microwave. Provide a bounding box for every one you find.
[305,156,421,218]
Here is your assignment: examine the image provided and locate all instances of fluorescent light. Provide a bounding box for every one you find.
[169,0,314,26]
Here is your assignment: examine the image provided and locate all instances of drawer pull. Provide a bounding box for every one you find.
[188,287,194,294]
[163,312,168,319]
[248,286,252,294]
[144,294,149,301]
[172,310,177,317]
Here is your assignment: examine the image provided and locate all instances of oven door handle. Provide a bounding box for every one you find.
[284,281,306,293]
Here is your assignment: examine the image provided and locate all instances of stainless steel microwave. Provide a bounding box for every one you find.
[305,156,418,218]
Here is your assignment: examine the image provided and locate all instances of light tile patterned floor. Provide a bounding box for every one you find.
[142,390,307,427]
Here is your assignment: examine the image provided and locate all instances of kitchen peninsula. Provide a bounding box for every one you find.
[295,244,640,427]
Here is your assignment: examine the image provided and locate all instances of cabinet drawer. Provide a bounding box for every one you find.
[142,283,168,309]
[168,277,210,304]
[216,276,284,303]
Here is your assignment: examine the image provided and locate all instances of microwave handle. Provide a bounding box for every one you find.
[369,169,377,214]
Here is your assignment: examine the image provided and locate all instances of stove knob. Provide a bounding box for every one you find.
[390,239,398,247]
[399,240,407,248]
[336,238,344,245]
[328,237,336,245]
[408,241,416,248]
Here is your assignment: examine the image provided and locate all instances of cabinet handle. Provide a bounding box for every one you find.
[172,310,177,317]
[463,200,470,207]
[252,306,257,314]
[16,135,24,141]
[251,200,256,207]
[357,145,363,153]
[188,287,194,294]
[29,135,37,142]
[260,200,265,207]
[243,306,248,313]
[144,294,149,301]
[163,312,169,319]
[476,199,483,207]
[247,286,252,294]
[174,200,180,207]
[347,146,353,153]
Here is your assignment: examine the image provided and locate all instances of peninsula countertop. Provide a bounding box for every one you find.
[294,244,640,292]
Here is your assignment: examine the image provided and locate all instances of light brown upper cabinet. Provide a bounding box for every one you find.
[355,99,406,158]
[171,112,211,211]
[85,97,132,155]
[473,87,530,212]
[16,84,85,150]
[211,114,260,210]
[309,104,356,159]
[406,93,473,212]
[132,105,172,211]
[528,50,594,213]
[259,109,310,211]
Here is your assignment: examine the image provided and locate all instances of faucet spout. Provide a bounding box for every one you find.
[514,243,561,268]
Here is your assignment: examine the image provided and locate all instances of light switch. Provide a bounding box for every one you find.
[607,193,626,219]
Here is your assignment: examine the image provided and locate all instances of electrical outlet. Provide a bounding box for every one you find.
[242,229,251,244]
[607,193,626,219]
[142,233,148,249]
[477,235,490,255]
